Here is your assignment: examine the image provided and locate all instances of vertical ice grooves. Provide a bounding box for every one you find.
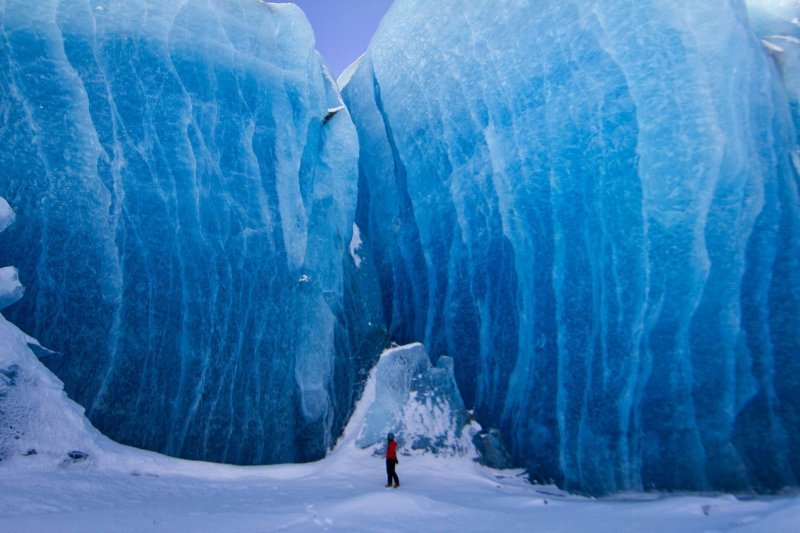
[1,0,376,466]
[370,70,429,343]
[344,0,800,495]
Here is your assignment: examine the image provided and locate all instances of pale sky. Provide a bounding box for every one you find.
[273,0,395,75]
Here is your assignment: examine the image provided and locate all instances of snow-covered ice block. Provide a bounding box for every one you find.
[358,343,472,456]
[0,197,14,233]
[0,267,24,310]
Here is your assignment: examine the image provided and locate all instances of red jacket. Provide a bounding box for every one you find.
[386,440,397,460]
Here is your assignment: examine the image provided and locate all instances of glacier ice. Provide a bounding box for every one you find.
[2,0,799,497]
[0,197,14,233]
[0,195,100,465]
[343,0,800,494]
[748,1,800,143]
[0,0,384,465]
[357,343,472,456]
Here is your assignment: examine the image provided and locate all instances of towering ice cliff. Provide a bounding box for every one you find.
[0,0,384,464]
[342,0,800,494]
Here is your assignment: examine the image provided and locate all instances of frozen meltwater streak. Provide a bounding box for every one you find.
[0,0,385,465]
[342,0,800,494]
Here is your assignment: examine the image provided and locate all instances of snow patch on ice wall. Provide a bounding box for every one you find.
[0,199,23,310]
[349,223,364,268]
[0,197,14,233]
[0,267,24,310]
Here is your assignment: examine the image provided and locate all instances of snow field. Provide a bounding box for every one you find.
[1,328,797,533]
[1,448,799,532]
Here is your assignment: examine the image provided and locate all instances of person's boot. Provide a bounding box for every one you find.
[385,483,392,487]
[394,482,400,489]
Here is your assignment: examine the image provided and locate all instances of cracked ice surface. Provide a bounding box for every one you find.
[0,0,384,465]
[343,0,800,494]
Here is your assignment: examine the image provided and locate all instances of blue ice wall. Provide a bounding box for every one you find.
[0,0,384,464]
[748,2,800,141]
[342,0,800,494]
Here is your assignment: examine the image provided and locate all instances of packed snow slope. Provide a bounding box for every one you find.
[342,0,800,495]
[2,313,799,533]
[0,0,384,465]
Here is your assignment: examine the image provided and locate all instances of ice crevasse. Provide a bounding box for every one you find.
[0,0,385,465]
[342,0,800,494]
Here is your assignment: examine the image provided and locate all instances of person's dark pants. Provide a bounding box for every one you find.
[386,458,399,486]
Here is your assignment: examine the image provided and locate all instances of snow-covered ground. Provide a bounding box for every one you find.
[2,442,800,532]
[1,194,798,533]
[1,325,798,533]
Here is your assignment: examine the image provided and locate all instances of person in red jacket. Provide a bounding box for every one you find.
[385,433,400,488]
